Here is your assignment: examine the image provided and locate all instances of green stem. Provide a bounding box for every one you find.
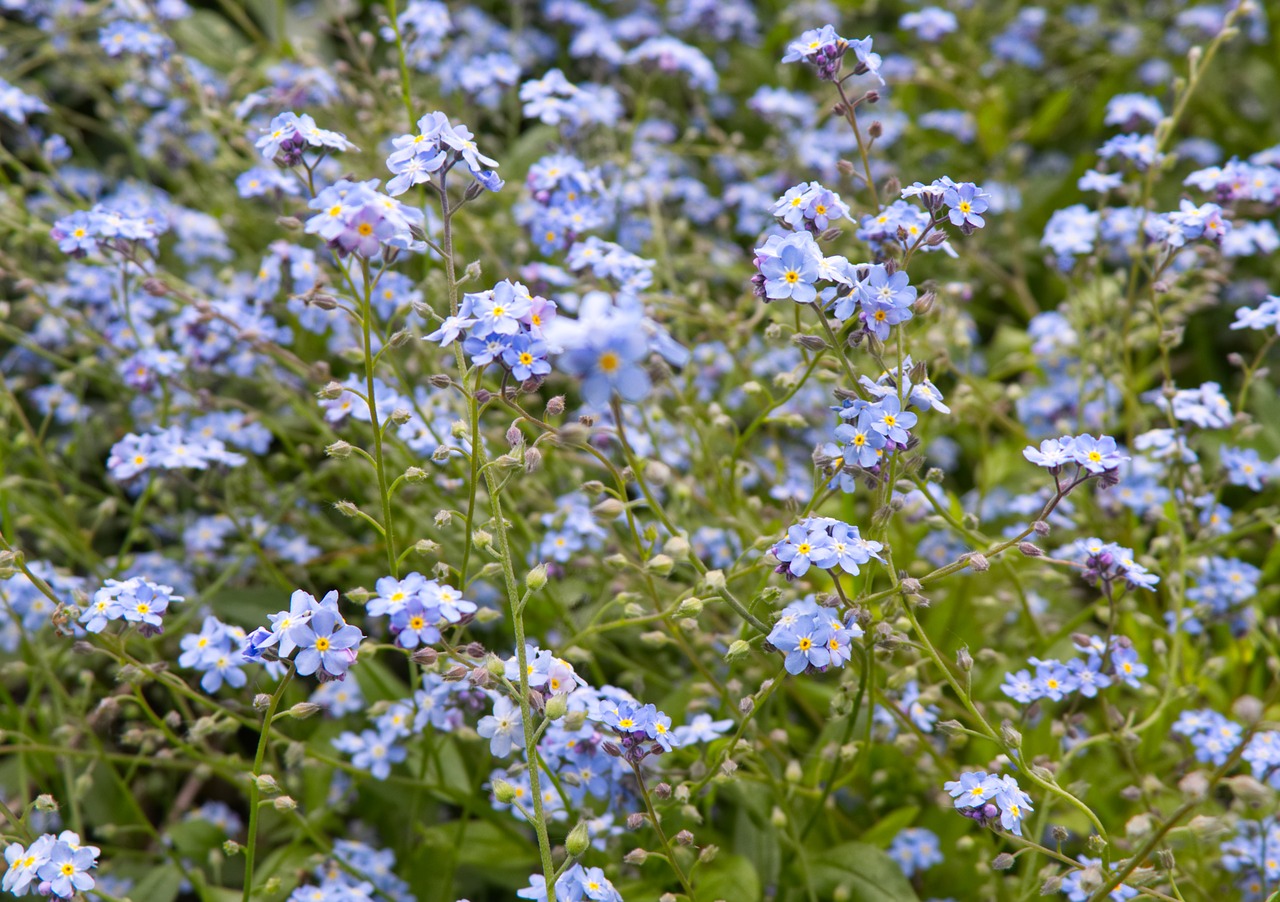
[242,666,294,902]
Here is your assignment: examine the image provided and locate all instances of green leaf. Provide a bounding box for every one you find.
[123,863,183,902]
[859,806,922,849]
[169,10,250,69]
[809,841,919,902]
[694,853,761,902]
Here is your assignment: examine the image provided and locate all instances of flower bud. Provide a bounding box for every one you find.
[676,597,703,618]
[566,821,590,857]
[545,693,568,721]
[1000,721,1023,747]
[333,500,360,518]
[646,554,674,576]
[1018,542,1043,557]
[526,564,548,591]
[325,441,353,459]
[288,703,321,720]
[272,796,297,812]
[492,779,517,803]
[592,498,625,520]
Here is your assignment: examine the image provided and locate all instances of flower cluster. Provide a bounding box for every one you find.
[255,111,355,166]
[106,426,248,482]
[518,864,624,902]
[519,153,608,255]
[385,110,501,196]
[1219,817,1280,898]
[243,589,365,682]
[943,771,1034,836]
[367,571,475,649]
[767,597,866,675]
[285,840,412,902]
[304,179,425,258]
[887,827,944,878]
[178,615,248,692]
[595,697,674,761]
[2,832,99,899]
[521,70,622,133]
[1000,635,1146,704]
[770,517,884,579]
[1023,433,1128,481]
[1059,538,1160,592]
[427,279,556,387]
[771,181,852,234]
[79,576,184,636]
[782,26,882,84]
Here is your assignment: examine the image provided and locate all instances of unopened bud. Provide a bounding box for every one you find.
[410,647,438,666]
[555,821,587,859]
[646,554,674,576]
[967,553,989,572]
[492,780,517,803]
[1000,721,1023,747]
[1018,542,1043,557]
[956,646,973,672]
[288,703,321,720]
[545,693,568,721]
[325,441,353,459]
[592,499,625,520]
[334,500,359,518]
[527,564,548,591]
[992,853,1015,871]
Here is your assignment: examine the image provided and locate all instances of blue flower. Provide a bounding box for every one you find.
[502,334,552,381]
[772,618,834,674]
[772,523,838,578]
[477,695,525,757]
[1221,446,1268,491]
[557,313,651,409]
[942,182,990,232]
[759,236,821,303]
[867,396,918,444]
[288,607,364,681]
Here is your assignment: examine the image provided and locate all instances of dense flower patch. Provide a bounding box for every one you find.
[1,0,1279,900]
